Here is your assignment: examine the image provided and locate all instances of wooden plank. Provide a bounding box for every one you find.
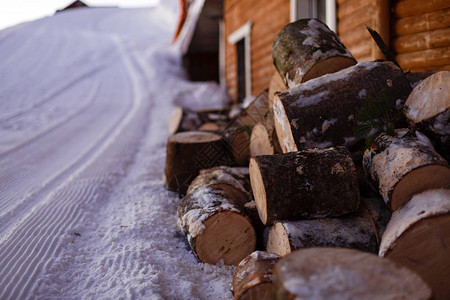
[394,8,450,36]
[371,0,390,59]
[393,27,450,53]
[347,42,372,60]
[396,46,450,70]
[338,7,372,33]
[340,25,372,47]
[337,0,373,20]
[394,0,450,18]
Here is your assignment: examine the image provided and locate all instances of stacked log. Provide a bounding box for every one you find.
[164,131,233,194]
[168,106,232,134]
[177,187,256,265]
[404,71,450,161]
[249,146,359,225]
[273,61,412,157]
[272,18,357,88]
[273,248,432,300]
[379,189,450,300]
[266,205,379,256]
[363,129,450,211]
[232,251,280,300]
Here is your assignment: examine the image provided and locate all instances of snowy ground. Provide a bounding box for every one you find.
[0,4,235,299]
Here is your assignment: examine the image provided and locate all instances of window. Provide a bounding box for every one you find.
[291,0,336,32]
[228,22,252,103]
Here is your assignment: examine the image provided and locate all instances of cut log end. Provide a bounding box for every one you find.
[249,157,269,225]
[238,283,272,300]
[266,222,290,256]
[168,106,183,134]
[195,211,256,265]
[273,96,297,153]
[302,56,356,83]
[391,164,450,211]
[268,71,287,106]
[405,71,450,123]
[169,131,221,144]
[250,123,274,156]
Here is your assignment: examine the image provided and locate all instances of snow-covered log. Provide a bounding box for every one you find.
[272,18,356,89]
[273,61,412,156]
[249,146,359,225]
[266,209,379,256]
[168,106,202,134]
[363,129,450,211]
[405,71,450,161]
[177,187,256,265]
[379,189,450,300]
[164,131,232,194]
[273,248,432,300]
[187,166,251,207]
[232,251,280,300]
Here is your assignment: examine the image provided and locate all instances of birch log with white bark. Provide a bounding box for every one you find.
[379,189,450,300]
[272,18,356,89]
[363,129,450,211]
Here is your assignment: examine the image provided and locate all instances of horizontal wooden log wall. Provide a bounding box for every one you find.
[392,0,450,72]
[337,0,383,62]
[224,0,290,103]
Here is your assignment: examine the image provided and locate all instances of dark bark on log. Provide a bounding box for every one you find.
[273,248,432,300]
[249,146,359,225]
[405,71,435,89]
[164,131,233,194]
[361,196,392,239]
[273,61,412,159]
[272,18,356,88]
[177,187,256,265]
[379,189,450,300]
[232,251,280,300]
[363,129,450,211]
[405,71,450,161]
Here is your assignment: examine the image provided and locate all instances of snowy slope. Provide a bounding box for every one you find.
[0,5,234,299]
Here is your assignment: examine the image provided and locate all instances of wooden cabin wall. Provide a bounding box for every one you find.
[392,0,450,72]
[224,0,290,103]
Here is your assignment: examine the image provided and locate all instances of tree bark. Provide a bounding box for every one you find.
[177,187,256,265]
[363,129,450,211]
[232,251,280,300]
[360,196,391,239]
[164,131,233,194]
[249,146,359,225]
[266,207,379,257]
[272,18,356,89]
[379,189,450,300]
[273,248,432,300]
[273,61,412,157]
[405,71,450,161]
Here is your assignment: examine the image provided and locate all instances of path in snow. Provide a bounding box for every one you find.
[0,6,234,299]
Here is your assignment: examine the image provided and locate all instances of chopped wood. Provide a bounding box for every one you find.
[250,123,277,156]
[232,251,280,300]
[268,71,286,106]
[164,131,232,194]
[405,71,435,88]
[266,209,379,257]
[363,129,450,211]
[273,61,412,156]
[168,106,202,134]
[273,248,432,300]
[379,189,450,300]
[360,196,391,239]
[177,187,256,265]
[405,71,450,161]
[187,166,251,208]
[249,147,359,225]
[272,18,356,89]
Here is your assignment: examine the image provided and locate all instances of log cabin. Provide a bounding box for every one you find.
[176,0,450,103]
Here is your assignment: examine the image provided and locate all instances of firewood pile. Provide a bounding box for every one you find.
[164,18,450,300]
